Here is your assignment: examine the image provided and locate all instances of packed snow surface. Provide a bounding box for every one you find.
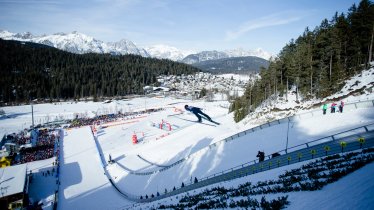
[0,66,373,209]
[1,94,373,209]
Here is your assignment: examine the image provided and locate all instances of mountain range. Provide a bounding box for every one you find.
[192,56,269,74]
[181,48,272,64]
[0,30,272,63]
[0,30,150,57]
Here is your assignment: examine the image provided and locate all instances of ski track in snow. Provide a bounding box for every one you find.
[1,67,374,209]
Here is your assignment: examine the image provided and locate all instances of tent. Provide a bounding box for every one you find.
[0,164,28,209]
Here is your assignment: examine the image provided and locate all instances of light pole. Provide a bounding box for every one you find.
[286,119,290,154]
[31,99,34,128]
[144,89,147,112]
[286,119,294,154]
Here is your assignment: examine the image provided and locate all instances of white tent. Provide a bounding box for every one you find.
[0,164,27,199]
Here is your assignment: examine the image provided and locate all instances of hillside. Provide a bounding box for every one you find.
[230,0,374,122]
[0,39,200,103]
[192,56,269,74]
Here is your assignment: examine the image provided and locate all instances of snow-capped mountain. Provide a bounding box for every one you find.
[107,39,149,57]
[145,46,272,63]
[0,29,272,62]
[192,56,269,74]
[0,30,149,56]
[182,50,230,64]
[225,48,272,60]
[35,31,108,54]
[181,48,272,64]
[145,44,195,61]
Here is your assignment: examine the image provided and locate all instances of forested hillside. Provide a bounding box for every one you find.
[0,39,200,103]
[230,0,374,122]
[192,56,269,74]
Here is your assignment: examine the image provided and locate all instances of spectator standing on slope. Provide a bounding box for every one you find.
[331,102,337,113]
[339,101,345,113]
[322,104,328,115]
[257,151,265,162]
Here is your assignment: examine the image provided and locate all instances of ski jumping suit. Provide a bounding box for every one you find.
[185,106,212,122]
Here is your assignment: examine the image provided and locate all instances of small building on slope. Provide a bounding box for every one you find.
[0,164,29,209]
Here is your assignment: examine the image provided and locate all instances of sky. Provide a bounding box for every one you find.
[0,0,362,55]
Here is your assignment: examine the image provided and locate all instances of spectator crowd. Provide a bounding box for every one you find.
[1,128,60,165]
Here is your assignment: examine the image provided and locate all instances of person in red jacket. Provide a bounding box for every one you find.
[331,102,337,113]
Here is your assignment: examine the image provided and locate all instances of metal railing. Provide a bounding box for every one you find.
[87,99,374,206]
[119,123,374,207]
[125,99,374,176]
[90,128,140,201]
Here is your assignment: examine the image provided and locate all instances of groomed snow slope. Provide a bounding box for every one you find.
[101,103,374,197]
[1,65,373,209]
[57,126,131,209]
[31,98,371,210]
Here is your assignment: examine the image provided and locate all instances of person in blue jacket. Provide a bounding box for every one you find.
[184,105,212,122]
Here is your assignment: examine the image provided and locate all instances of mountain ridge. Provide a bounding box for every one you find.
[191,56,270,74]
[0,29,272,62]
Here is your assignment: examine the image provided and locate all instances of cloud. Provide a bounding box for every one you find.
[225,11,306,41]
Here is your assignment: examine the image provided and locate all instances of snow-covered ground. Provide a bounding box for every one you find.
[0,97,186,138]
[241,65,374,126]
[1,67,374,209]
[58,126,130,209]
[216,73,253,82]
[286,161,374,210]
[1,94,372,209]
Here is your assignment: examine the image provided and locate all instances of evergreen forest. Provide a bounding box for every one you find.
[230,0,374,122]
[0,39,200,104]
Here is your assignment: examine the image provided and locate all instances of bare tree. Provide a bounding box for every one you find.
[368,24,374,65]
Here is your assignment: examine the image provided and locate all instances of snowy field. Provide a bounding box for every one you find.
[0,97,188,138]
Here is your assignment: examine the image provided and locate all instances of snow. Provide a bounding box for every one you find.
[0,29,15,38]
[1,30,272,61]
[0,164,26,198]
[217,73,253,82]
[0,30,149,56]
[1,95,372,209]
[145,44,195,61]
[286,161,374,210]
[326,66,374,102]
[0,69,373,209]
[145,45,273,62]
[181,48,272,64]
[58,126,130,210]
[241,65,374,125]
[225,47,273,60]
[27,158,57,209]
[108,39,149,57]
[0,98,182,138]
[182,50,231,64]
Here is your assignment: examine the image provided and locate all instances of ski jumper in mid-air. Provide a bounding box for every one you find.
[184,105,212,123]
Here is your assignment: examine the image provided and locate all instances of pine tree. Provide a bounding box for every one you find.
[229,0,374,121]
[0,39,200,103]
